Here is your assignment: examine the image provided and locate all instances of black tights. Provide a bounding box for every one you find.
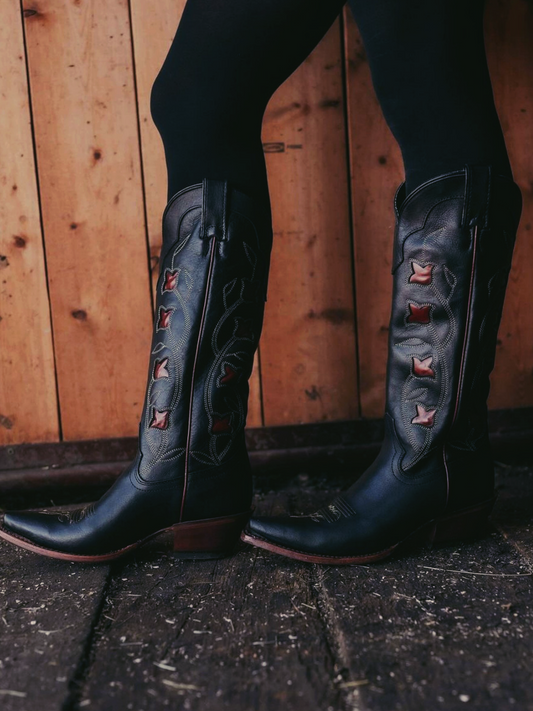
[150,0,512,207]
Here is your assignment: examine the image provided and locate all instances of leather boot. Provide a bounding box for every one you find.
[0,179,272,561]
[242,166,522,564]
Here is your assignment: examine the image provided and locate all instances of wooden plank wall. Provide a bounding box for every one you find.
[0,0,532,446]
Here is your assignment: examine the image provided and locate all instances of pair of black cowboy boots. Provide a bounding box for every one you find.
[0,166,522,565]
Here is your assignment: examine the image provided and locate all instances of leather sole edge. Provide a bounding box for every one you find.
[0,511,251,563]
[240,498,496,566]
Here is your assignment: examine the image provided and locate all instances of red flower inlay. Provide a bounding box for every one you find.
[163,269,178,292]
[153,357,170,379]
[407,303,431,324]
[409,262,433,285]
[220,364,237,384]
[157,307,173,330]
[411,404,436,428]
[212,415,232,434]
[413,356,435,378]
[149,408,170,430]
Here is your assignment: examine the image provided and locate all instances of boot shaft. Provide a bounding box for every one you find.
[136,180,272,518]
[387,166,522,481]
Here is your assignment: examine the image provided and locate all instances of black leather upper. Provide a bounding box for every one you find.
[3,180,272,555]
[247,166,522,557]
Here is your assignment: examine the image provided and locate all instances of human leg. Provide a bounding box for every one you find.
[243,1,522,563]
[0,0,347,561]
[347,0,512,194]
[149,0,346,206]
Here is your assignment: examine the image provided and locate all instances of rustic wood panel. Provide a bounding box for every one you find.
[260,20,359,425]
[2,0,533,448]
[22,0,153,441]
[343,9,403,420]
[129,0,264,427]
[0,0,59,445]
[128,0,183,293]
[485,0,533,409]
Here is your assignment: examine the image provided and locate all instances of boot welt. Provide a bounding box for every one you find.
[240,497,496,565]
[0,510,251,563]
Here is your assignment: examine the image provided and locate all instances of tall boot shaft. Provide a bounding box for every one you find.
[387,167,521,505]
[137,180,272,520]
[243,166,523,564]
[0,179,272,560]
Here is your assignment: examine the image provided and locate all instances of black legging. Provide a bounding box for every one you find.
[149,0,512,209]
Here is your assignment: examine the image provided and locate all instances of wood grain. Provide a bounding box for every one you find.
[0,530,109,711]
[0,0,59,445]
[1,470,532,710]
[343,8,404,420]
[260,20,359,425]
[69,492,343,711]
[485,0,533,409]
[22,0,153,440]
[129,0,263,427]
[129,0,185,293]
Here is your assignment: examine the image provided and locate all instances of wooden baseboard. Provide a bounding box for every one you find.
[0,408,531,501]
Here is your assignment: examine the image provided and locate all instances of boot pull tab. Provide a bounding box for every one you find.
[201,178,228,242]
[461,165,492,230]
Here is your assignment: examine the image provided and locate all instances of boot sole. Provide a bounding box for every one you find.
[240,498,496,565]
[0,511,251,563]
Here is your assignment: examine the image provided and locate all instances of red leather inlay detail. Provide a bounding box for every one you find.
[413,356,435,378]
[149,408,169,430]
[411,404,436,428]
[220,364,237,384]
[153,357,169,379]
[163,269,178,292]
[157,307,173,330]
[407,303,431,324]
[235,319,253,339]
[212,415,232,434]
[409,262,433,285]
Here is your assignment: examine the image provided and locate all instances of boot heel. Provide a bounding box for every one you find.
[432,497,496,544]
[171,511,251,560]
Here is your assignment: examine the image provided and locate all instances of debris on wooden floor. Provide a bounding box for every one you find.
[0,463,532,711]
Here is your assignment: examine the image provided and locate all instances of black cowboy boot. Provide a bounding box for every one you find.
[242,166,522,564]
[0,179,272,561]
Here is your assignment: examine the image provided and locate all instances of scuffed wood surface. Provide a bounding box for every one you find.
[0,465,532,710]
[0,536,109,711]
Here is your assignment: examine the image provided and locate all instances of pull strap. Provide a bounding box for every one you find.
[201,179,228,241]
[462,165,492,229]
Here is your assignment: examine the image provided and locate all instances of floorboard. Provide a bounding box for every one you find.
[75,493,343,710]
[0,538,110,711]
[0,466,531,710]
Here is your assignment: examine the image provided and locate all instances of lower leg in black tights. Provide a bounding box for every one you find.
[149,0,345,207]
[150,0,512,207]
[348,0,512,194]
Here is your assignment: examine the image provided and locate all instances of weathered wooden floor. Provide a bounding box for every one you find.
[0,464,532,711]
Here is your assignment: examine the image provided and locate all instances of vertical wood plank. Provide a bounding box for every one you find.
[128,0,185,293]
[22,0,153,441]
[343,8,403,420]
[485,0,533,409]
[260,20,359,425]
[0,0,59,444]
[129,0,264,427]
